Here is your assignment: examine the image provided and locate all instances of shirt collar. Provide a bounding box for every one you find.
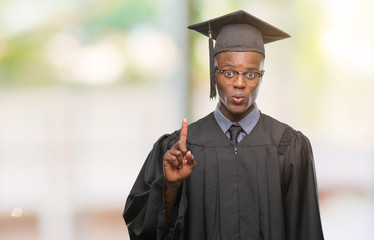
[214,103,260,135]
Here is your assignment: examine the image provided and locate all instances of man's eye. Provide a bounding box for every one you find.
[224,71,234,78]
[245,72,256,79]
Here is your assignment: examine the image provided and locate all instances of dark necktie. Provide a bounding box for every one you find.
[228,124,242,146]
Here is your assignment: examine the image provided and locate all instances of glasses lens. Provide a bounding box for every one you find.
[223,70,235,79]
[245,72,256,79]
[218,69,260,86]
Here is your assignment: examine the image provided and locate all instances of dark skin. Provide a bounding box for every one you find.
[216,51,263,122]
[163,51,263,232]
[163,119,196,231]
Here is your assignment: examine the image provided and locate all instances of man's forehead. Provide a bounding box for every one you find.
[216,51,263,61]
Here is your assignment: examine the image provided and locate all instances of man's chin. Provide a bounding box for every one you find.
[229,103,254,115]
[229,103,249,112]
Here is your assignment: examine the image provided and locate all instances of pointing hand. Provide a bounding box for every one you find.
[163,119,196,184]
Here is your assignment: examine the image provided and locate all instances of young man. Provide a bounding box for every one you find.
[124,10,324,240]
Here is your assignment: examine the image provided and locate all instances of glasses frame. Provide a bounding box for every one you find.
[215,68,264,86]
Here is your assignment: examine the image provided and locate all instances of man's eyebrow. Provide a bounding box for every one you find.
[219,64,236,68]
[246,67,260,71]
[219,64,260,71]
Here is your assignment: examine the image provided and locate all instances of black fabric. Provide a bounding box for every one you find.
[228,124,243,146]
[188,10,290,46]
[124,112,324,240]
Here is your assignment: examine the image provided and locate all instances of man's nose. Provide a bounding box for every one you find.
[233,74,246,88]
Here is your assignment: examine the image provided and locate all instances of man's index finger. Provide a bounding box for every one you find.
[180,118,188,144]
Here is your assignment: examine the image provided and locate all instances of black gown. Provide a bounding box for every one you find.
[124,112,324,240]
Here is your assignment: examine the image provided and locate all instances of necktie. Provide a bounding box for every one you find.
[228,124,242,146]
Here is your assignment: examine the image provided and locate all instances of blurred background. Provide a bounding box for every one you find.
[0,0,373,239]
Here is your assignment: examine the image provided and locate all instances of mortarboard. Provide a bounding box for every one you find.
[188,10,290,99]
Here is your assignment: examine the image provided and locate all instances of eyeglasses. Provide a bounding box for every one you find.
[215,68,264,86]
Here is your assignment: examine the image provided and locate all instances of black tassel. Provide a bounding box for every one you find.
[208,22,216,99]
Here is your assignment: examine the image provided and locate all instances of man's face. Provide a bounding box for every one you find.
[215,51,263,122]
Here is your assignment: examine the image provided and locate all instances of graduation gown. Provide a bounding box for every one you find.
[123,112,324,240]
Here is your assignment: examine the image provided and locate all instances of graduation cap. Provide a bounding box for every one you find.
[188,10,290,99]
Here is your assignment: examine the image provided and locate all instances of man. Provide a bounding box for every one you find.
[124,10,324,240]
